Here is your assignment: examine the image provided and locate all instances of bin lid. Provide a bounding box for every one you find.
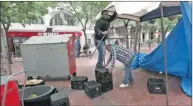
[22,34,73,45]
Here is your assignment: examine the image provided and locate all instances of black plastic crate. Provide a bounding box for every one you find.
[147,78,166,94]
[96,79,113,93]
[50,91,70,106]
[95,68,112,82]
[71,76,88,90]
[83,80,102,99]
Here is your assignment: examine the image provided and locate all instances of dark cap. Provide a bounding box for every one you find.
[101,10,108,15]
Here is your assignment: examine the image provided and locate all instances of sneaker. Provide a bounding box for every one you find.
[119,84,129,88]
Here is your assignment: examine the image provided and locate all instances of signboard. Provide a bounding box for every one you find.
[37,32,59,36]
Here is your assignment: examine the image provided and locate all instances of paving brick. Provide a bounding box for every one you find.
[4,45,191,106]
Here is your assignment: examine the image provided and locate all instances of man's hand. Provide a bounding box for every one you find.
[102,31,109,35]
[108,67,114,74]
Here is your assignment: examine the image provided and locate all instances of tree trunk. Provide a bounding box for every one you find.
[5,31,12,63]
[130,27,135,50]
[83,29,88,45]
[125,29,129,49]
[133,22,140,53]
[3,29,12,75]
[130,34,133,49]
[123,20,130,49]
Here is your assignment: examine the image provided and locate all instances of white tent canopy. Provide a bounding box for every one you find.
[96,1,180,22]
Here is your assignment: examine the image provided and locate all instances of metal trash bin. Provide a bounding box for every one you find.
[19,85,55,106]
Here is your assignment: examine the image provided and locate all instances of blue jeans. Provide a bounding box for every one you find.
[122,58,134,84]
[75,49,79,57]
[94,39,106,68]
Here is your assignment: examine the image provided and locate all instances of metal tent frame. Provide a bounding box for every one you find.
[98,2,184,106]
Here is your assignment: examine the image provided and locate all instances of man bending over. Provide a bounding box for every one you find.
[104,43,135,88]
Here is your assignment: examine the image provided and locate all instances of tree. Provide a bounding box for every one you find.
[123,20,130,49]
[0,2,53,74]
[156,15,181,32]
[141,14,181,40]
[56,1,109,45]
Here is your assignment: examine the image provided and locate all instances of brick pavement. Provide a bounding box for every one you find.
[1,45,191,106]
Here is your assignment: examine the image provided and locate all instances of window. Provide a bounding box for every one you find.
[64,14,75,26]
[28,18,45,24]
[50,18,53,26]
[54,14,64,25]
[50,14,64,26]
[40,18,44,24]
[31,20,38,24]
[50,13,75,26]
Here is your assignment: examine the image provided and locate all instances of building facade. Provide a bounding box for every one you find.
[3,7,94,57]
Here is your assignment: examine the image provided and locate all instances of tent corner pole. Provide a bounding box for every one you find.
[134,21,140,53]
[160,3,169,106]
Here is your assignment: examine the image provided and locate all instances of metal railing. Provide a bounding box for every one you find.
[2,70,27,106]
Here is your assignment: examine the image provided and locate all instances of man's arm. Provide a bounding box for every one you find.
[94,20,103,37]
[110,47,116,69]
[105,54,112,67]
[107,11,117,22]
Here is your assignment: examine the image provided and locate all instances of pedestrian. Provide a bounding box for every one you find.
[104,43,135,88]
[94,9,117,69]
[157,36,161,46]
[78,39,81,57]
[83,44,90,57]
[74,37,80,58]
[147,39,152,50]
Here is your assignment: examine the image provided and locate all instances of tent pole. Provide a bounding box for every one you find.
[160,3,169,106]
[137,22,141,65]
[138,23,141,51]
[134,21,140,53]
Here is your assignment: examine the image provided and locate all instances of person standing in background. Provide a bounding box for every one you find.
[77,39,81,57]
[74,36,80,58]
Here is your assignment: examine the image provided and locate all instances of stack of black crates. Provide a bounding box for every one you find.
[71,76,103,99]
[70,67,113,99]
[95,67,113,93]
[71,76,88,90]
[83,80,102,99]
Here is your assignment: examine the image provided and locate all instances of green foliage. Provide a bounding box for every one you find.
[0,1,51,31]
[156,15,182,32]
[57,1,109,29]
[141,14,182,34]
[56,1,109,44]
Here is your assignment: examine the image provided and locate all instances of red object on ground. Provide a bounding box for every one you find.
[67,35,77,75]
[0,81,21,106]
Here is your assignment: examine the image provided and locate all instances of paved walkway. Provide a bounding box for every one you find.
[1,45,191,106]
